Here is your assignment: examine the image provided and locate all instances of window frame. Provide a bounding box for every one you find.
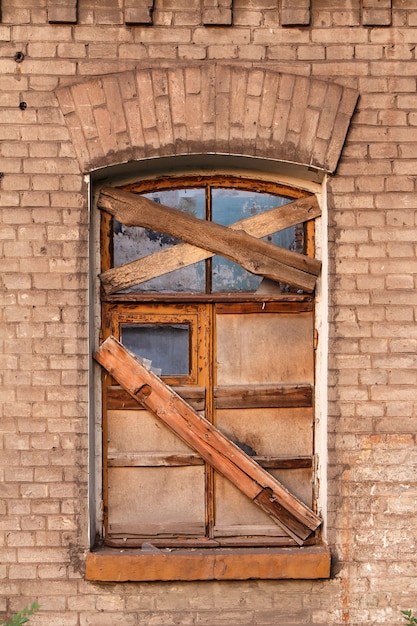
[88,170,331,581]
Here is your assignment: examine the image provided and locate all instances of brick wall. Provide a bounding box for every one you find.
[1,1,417,624]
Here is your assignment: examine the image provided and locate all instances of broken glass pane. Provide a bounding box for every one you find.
[113,188,206,293]
[121,324,190,376]
[211,189,294,293]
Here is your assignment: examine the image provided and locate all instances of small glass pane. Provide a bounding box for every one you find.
[211,189,295,293]
[121,324,190,376]
[113,189,206,293]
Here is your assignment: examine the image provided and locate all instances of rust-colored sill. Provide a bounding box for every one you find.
[85,545,331,582]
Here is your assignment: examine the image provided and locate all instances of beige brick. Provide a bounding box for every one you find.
[8,564,37,579]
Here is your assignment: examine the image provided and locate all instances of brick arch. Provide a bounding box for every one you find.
[56,64,358,174]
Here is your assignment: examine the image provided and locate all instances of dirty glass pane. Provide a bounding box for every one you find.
[211,189,296,293]
[113,189,206,293]
[121,324,190,376]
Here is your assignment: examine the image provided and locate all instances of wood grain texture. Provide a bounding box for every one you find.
[98,187,321,294]
[95,337,322,543]
[214,384,312,408]
[85,545,331,581]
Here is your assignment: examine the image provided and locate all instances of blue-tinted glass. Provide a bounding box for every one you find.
[211,189,294,293]
[121,324,190,376]
[113,189,206,293]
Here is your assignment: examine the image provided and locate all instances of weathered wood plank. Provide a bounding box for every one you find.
[108,452,204,467]
[214,384,313,409]
[109,521,206,535]
[101,194,320,295]
[95,337,322,543]
[107,385,205,411]
[109,383,312,410]
[85,545,331,581]
[103,293,314,305]
[105,535,301,548]
[214,300,313,314]
[107,451,311,470]
[255,456,312,470]
[98,188,321,294]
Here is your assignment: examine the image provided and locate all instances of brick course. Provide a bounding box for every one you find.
[1,1,417,625]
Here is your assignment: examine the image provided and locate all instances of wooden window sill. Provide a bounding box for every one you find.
[85,545,331,582]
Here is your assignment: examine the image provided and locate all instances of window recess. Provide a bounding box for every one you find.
[88,175,330,581]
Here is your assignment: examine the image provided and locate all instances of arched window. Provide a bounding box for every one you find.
[89,171,330,581]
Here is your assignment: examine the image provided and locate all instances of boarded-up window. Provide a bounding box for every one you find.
[97,175,322,548]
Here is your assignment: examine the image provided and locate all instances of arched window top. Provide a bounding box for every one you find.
[98,174,321,298]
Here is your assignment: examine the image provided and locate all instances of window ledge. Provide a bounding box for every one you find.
[85,545,331,582]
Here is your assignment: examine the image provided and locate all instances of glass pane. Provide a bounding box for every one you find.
[211,189,295,293]
[113,188,206,293]
[121,324,190,375]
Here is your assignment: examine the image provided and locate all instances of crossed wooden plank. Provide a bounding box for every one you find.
[98,188,321,295]
[95,336,322,544]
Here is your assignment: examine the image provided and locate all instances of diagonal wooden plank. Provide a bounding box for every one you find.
[99,191,321,295]
[95,336,322,544]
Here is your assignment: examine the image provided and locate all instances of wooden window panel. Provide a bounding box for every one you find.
[98,187,321,294]
[93,175,330,580]
[213,466,313,538]
[95,337,321,544]
[108,466,206,537]
[107,385,206,411]
[215,407,313,459]
[215,310,314,386]
[99,180,319,296]
[213,306,314,539]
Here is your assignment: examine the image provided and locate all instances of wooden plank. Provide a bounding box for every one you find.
[214,300,313,314]
[256,457,312,470]
[108,452,204,467]
[213,524,287,538]
[98,188,321,294]
[105,536,302,548]
[107,451,311,470]
[85,545,331,581]
[108,522,206,535]
[100,196,321,294]
[100,193,320,294]
[95,337,322,543]
[107,385,205,411]
[214,384,312,409]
